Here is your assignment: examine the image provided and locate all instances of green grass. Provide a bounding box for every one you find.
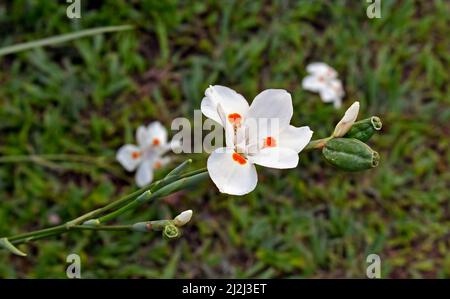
[0,0,449,278]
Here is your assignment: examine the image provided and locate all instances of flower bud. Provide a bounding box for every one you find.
[322,138,379,171]
[344,116,382,142]
[333,101,360,137]
[163,224,180,239]
[173,210,193,227]
[83,219,100,226]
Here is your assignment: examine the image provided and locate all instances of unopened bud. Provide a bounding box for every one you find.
[333,101,360,137]
[83,219,100,226]
[344,116,382,142]
[322,138,379,171]
[173,210,193,227]
[163,224,180,239]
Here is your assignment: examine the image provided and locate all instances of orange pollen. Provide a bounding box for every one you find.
[154,161,162,169]
[264,136,276,148]
[131,151,141,159]
[228,113,242,126]
[232,152,247,165]
[152,138,160,146]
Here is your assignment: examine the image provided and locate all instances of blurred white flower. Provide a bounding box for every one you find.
[302,62,345,109]
[333,101,360,137]
[173,210,193,227]
[116,121,179,187]
[201,85,313,196]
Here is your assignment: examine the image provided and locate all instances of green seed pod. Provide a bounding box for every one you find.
[163,224,181,239]
[344,116,382,142]
[322,138,380,171]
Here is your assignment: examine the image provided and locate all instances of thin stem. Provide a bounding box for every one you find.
[72,225,132,231]
[0,154,113,164]
[303,137,332,151]
[1,135,326,252]
[96,172,208,224]
[3,168,207,247]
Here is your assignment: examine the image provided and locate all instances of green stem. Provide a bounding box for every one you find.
[1,135,326,252]
[3,166,207,247]
[304,137,332,151]
[96,172,208,224]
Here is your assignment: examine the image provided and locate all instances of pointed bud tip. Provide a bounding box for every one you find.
[333,101,360,137]
[173,210,193,227]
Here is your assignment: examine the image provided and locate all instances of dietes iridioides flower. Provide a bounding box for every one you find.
[117,122,179,187]
[302,62,345,109]
[201,85,313,196]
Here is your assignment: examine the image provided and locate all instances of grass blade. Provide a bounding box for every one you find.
[0,25,134,57]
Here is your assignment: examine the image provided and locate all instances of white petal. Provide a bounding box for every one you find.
[248,147,299,169]
[201,85,249,126]
[319,87,341,103]
[329,79,345,96]
[302,75,326,92]
[173,210,193,226]
[306,62,337,78]
[247,89,293,132]
[147,121,168,146]
[167,138,182,153]
[278,125,314,153]
[135,160,154,187]
[136,125,151,148]
[207,147,258,195]
[333,101,360,137]
[116,144,142,171]
[153,156,171,170]
[333,97,342,109]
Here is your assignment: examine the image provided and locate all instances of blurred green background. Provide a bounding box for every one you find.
[0,0,449,278]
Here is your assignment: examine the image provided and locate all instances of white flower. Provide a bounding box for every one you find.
[173,210,193,227]
[333,101,360,137]
[201,85,313,196]
[116,121,177,187]
[302,62,345,108]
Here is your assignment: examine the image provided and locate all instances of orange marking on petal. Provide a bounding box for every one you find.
[228,113,242,126]
[131,151,141,159]
[154,161,162,169]
[232,152,247,165]
[152,138,160,146]
[263,136,277,148]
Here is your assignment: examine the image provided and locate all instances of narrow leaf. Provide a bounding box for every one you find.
[0,238,27,257]
[0,25,133,57]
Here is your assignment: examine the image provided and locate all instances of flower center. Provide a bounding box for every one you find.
[263,136,276,148]
[318,76,325,82]
[132,151,141,159]
[228,113,242,127]
[232,152,247,165]
[152,138,160,146]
